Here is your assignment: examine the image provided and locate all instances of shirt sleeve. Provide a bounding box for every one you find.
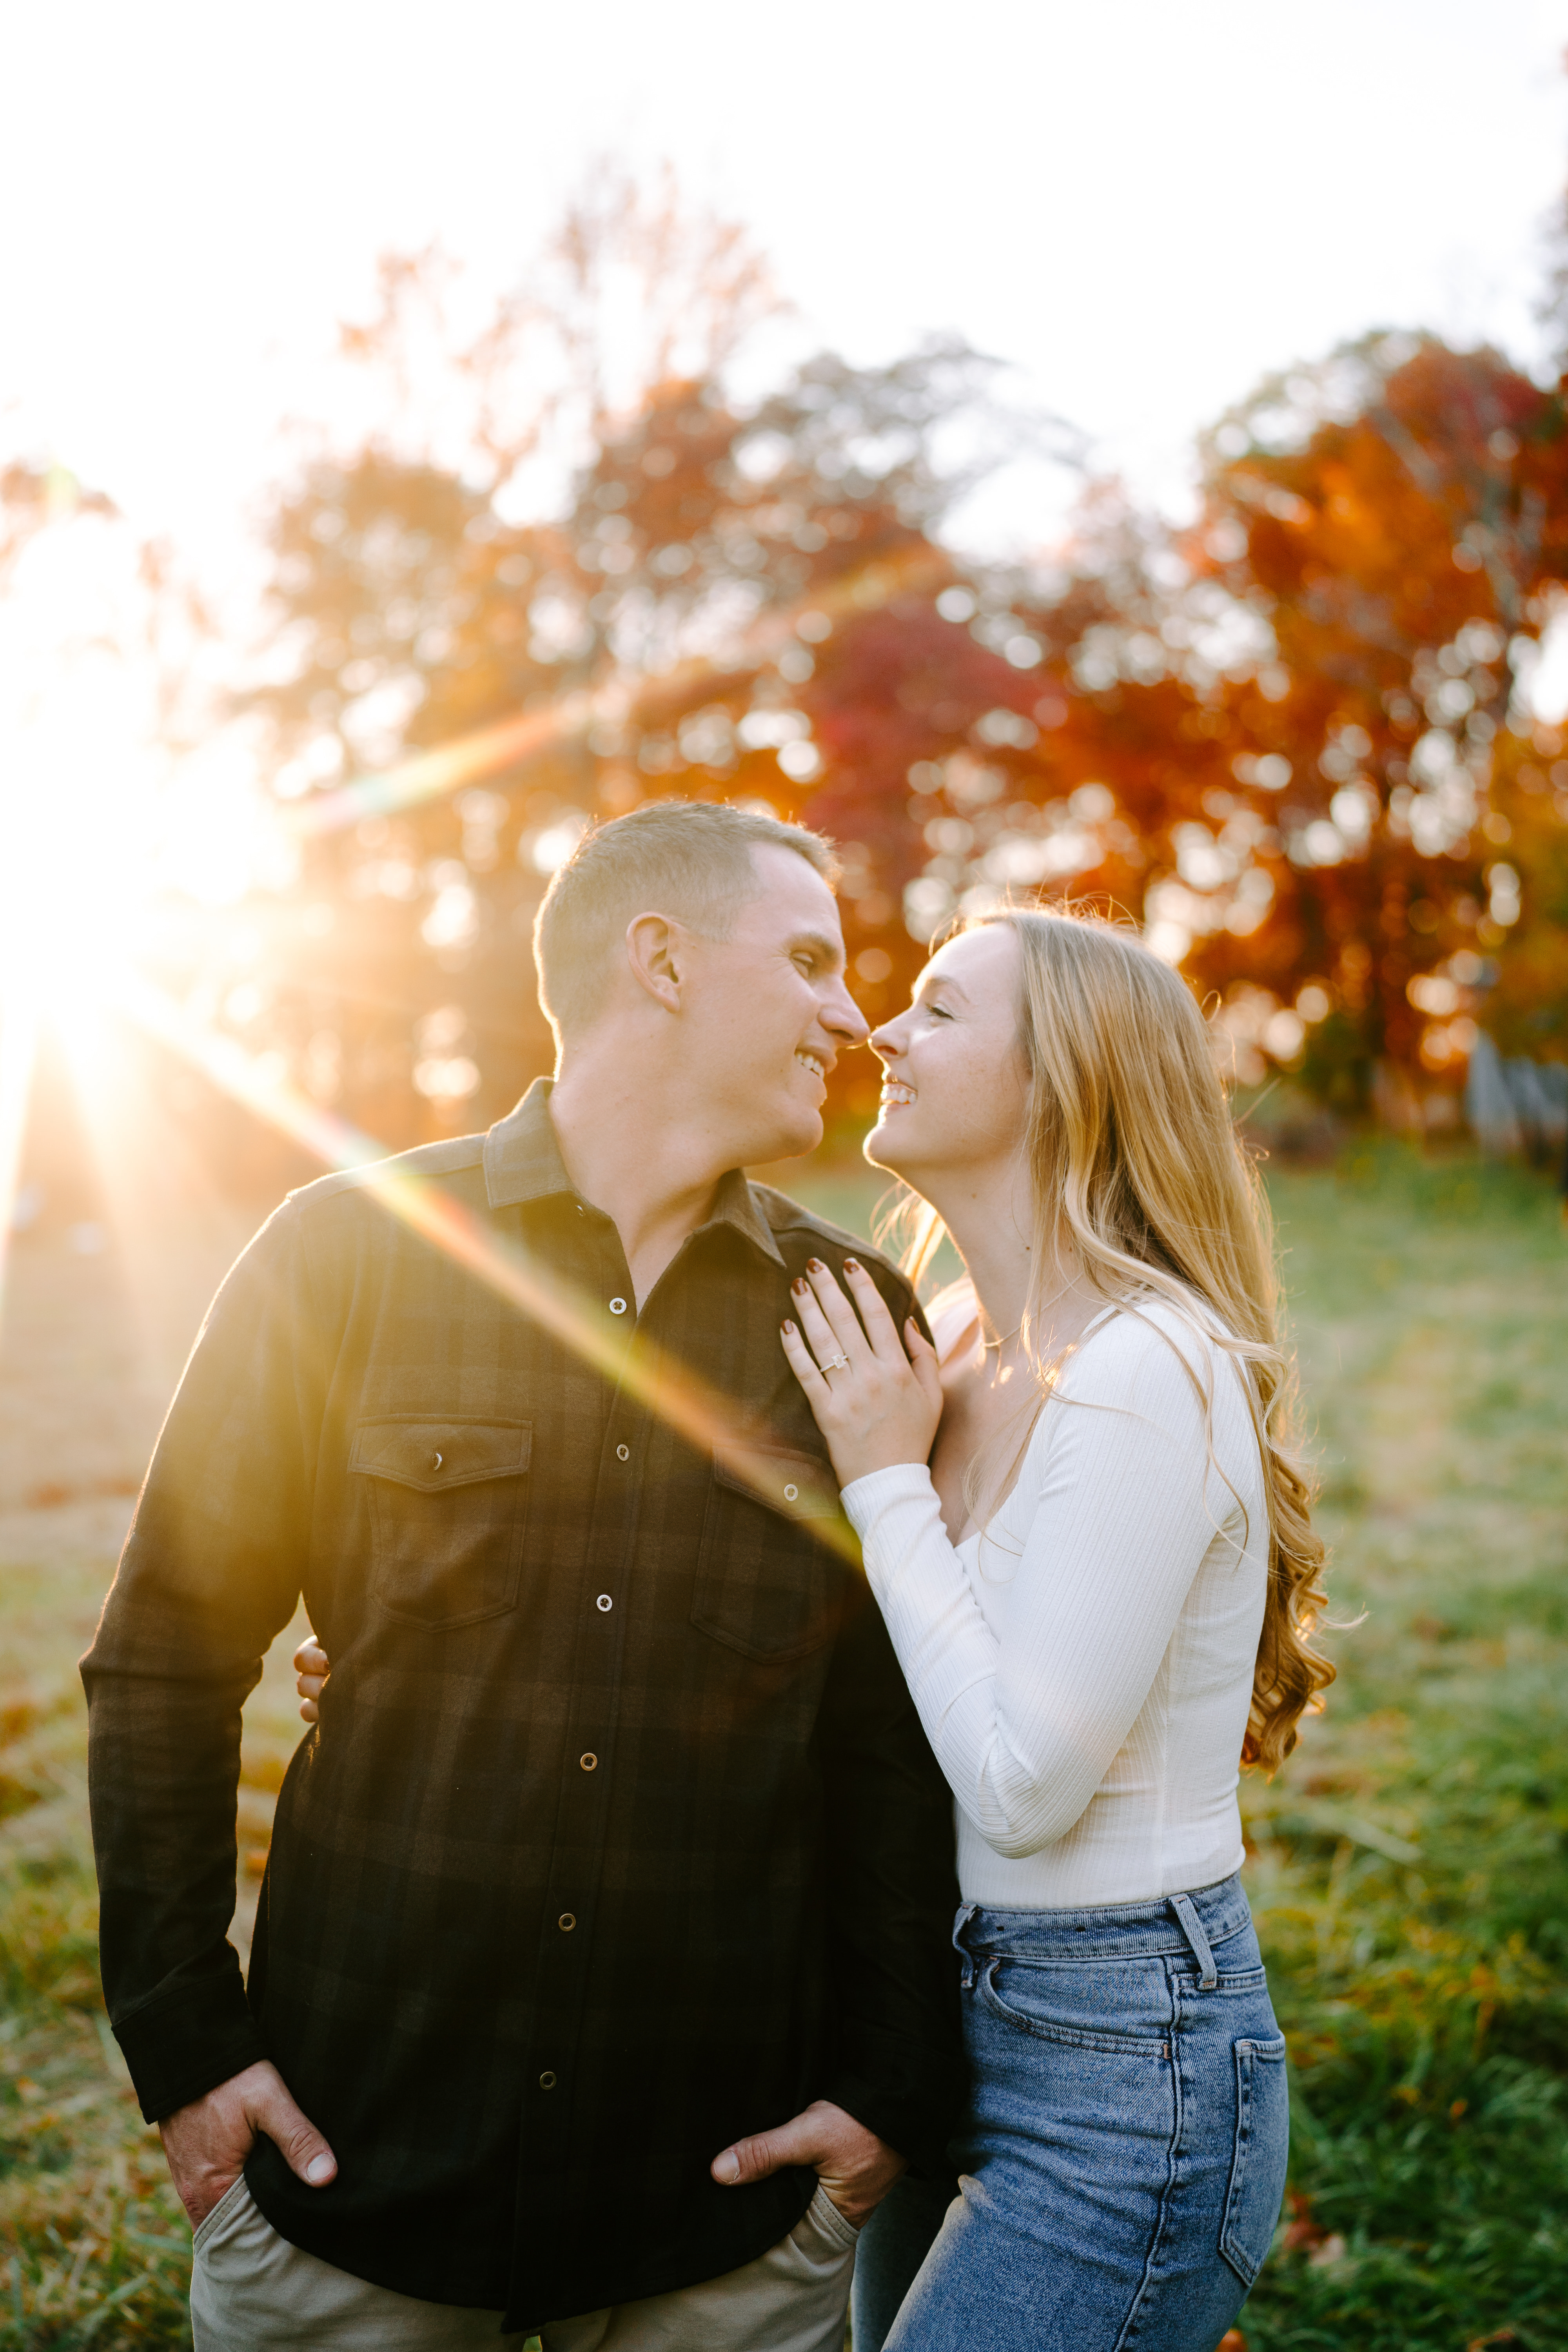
[814,1265,965,2175]
[840,1313,1249,1862]
[80,1200,331,2122]
[815,1581,964,2174]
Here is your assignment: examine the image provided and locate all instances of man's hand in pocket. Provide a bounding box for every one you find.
[710,2099,904,2228]
[159,2060,336,2228]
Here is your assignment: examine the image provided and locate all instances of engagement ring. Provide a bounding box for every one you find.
[819,1352,850,1373]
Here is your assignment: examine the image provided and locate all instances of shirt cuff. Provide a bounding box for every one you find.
[840,1463,938,1538]
[112,1967,271,2124]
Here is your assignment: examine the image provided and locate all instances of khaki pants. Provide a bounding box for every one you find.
[190,2175,858,2352]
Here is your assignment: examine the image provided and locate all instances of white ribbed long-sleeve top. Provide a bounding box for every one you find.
[840,1292,1269,1909]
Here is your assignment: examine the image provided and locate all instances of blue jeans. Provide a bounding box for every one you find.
[862,1876,1288,2352]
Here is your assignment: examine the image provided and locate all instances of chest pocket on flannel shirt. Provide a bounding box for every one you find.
[351,1417,532,1630]
[691,1442,844,1663]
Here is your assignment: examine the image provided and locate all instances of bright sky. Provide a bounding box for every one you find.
[4,0,1567,1271]
[4,0,1568,571]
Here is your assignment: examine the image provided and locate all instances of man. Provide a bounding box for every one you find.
[83,801,962,2349]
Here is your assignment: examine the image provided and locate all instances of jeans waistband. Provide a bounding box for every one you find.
[953,1873,1252,1987]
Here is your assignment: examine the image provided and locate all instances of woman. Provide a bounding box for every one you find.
[770,906,1329,2350]
[297,907,1330,2350]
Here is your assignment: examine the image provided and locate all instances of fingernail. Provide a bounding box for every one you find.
[782,1319,796,1335]
[806,1258,826,1272]
[306,2154,334,2185]
[844,1258,860,1272]
[715,2151,739,2184]
[792,1277,808,1294]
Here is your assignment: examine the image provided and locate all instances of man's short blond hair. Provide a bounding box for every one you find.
[533,799,839,1038]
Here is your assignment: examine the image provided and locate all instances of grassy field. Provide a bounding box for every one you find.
[1,1144,1565,2347]
[1235,1148,1568,2350]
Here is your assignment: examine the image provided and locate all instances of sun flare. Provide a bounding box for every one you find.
[0,503,280,1297]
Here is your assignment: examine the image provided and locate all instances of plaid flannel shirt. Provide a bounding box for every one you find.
[82,1081,962,2332]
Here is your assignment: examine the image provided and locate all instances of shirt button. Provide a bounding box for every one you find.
[609,1297,628,1316]
[539,2070,557,2090]
[616,1443,629,1462]
[784,1483,798,1501]
[579,1752,598,1772]
[596,1594,613,1613]
[558,1912,576,1932]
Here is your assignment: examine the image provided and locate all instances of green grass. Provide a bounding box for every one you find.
[1235,1148,1568,2350]
[2,1144,1565,2345]
[0,1557,308,2345]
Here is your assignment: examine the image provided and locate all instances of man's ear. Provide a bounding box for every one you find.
[624,912,686,1014]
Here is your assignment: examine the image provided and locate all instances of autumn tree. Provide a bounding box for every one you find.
[233,187,1568,1152]
[903,337,1568,1111]
[238,187,1074,1136]
[1186,334,1568,1104]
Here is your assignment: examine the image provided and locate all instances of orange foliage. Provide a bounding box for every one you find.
[227,312,1568,1149]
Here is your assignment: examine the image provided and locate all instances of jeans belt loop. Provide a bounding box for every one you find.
[1170,1891,1218,1991]
[952,1900,980,1991]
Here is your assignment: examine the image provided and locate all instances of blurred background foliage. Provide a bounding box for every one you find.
[6,171,1566,1174]
[4,157,1568,2352]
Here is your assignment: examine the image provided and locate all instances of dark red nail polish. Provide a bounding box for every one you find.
[792,1277,808,1294]
[806,1258,826,1273]
[782,1319,796,1336]
[844,1258,860,1273]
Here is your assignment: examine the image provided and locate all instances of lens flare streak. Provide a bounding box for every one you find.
[113,969,861,1564]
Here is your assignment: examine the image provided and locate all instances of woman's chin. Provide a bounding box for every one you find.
[862,1117,907,1176]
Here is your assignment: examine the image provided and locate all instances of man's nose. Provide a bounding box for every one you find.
[823,976,871,1047]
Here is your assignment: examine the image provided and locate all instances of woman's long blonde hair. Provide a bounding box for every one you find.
[886,905,1333,1771]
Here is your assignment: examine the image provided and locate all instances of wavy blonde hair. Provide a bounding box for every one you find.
[884,906,1333,1772]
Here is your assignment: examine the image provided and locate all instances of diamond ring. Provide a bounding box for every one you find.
[819,1351,850,1373]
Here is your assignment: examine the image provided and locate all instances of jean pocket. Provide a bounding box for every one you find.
[1220,2035,1290,2285]
[978,1960,1167,2056]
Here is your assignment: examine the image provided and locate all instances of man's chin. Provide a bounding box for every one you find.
[750,1105,824,1167]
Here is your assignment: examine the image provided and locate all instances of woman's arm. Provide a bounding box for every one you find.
[841,1312,1249,1859]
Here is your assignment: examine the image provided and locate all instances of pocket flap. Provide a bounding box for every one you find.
[350,1418,532,1494]
[713,1443,840,1523]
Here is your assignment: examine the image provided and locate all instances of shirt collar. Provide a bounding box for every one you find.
[484,1078,786,1269]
